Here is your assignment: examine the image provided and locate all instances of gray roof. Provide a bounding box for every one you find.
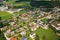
[21,36,27,40]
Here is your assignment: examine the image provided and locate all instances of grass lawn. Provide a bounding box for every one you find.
[0,11,13,20]
[35,28,59,40]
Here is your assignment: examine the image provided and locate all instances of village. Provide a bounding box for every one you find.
[0,6,60,40]
[0,0,60,40]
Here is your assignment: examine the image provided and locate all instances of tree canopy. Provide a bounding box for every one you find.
[0,30,6,40]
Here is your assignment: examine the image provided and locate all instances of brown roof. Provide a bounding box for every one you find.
[52,21,60,27]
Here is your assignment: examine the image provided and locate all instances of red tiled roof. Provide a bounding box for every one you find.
[11,36,17,40]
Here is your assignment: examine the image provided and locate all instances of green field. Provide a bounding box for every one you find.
[0,11,12,20]
[13,2,30,7]
[35,28,59,40]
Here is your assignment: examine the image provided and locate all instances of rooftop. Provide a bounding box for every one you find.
[52,20,60,27]
[11,36,17,40]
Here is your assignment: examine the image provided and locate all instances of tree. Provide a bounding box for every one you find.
[42,35,46,40]
[35,35,39,40]
[0,30,6,40]
[0,22,3,28]
[0,17,2,20]
[0,17,3,28]
[59,38,60,40]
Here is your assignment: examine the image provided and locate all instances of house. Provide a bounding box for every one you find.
[20,31,26,36]
[29,22,39,31]
[30,32,36,40]
[9,21,15,26]
[21,36,27,40]
[10,31,15,36]
[12,23,18,29]
[11,36,17,40]
[37,20,48,30]
[6,29,11,36]
[51,20,60,30]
